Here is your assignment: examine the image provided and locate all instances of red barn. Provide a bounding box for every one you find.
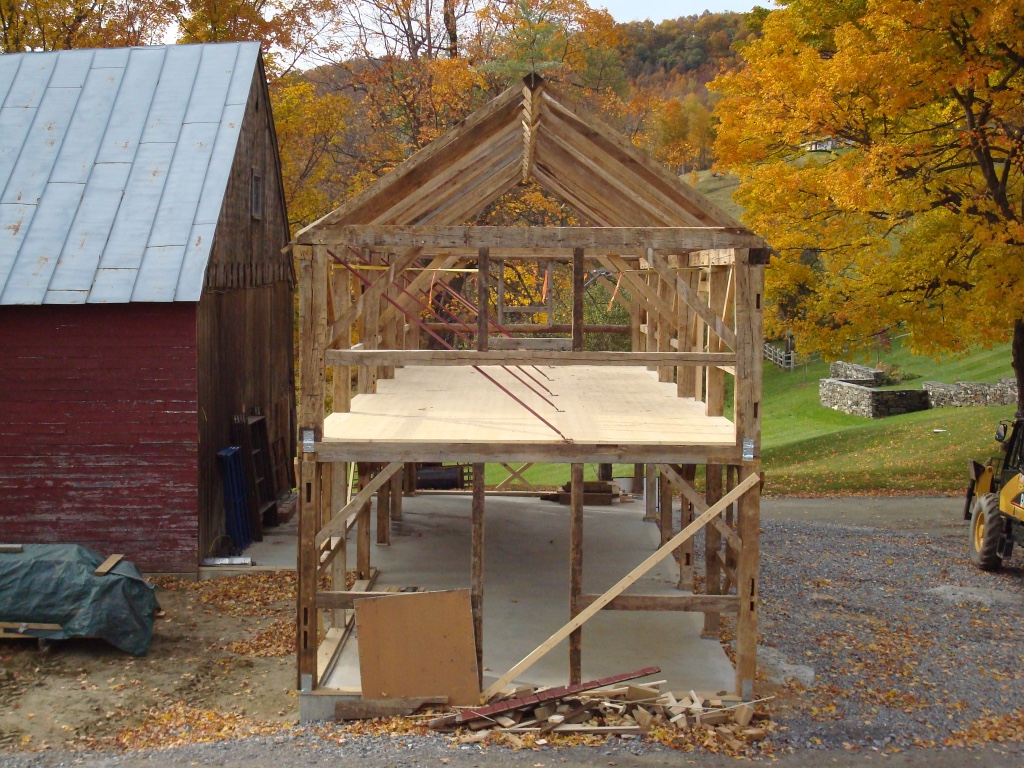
[0,42,294,573]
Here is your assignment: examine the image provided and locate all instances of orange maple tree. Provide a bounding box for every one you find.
[713,0,1024,408]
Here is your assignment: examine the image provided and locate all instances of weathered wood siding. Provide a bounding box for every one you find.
[197,59,294,558]
[0,304,200,572]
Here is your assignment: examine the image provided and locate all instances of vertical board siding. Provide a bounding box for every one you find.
[196,62,294,558]
[0,303,199,572]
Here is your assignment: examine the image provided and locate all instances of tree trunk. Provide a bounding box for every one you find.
[1014,319,1024,418]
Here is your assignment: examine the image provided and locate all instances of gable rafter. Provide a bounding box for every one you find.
[539,86,743,228]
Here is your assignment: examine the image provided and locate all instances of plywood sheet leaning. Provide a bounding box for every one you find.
[355,589,480,706]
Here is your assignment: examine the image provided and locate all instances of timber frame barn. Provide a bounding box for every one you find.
[291,76,767,705]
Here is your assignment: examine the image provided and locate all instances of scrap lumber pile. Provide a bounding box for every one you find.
[427,668,769,751]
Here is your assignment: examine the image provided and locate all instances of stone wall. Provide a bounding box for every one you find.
[819,379,930,419]
[924,379,1018,408]
[829,361,887,385]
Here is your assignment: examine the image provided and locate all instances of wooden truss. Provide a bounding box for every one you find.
[290,75,766,709]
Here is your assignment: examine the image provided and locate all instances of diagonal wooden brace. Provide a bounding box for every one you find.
[658,463,743,554]
[315,462,403,548]
[645,250,737,350]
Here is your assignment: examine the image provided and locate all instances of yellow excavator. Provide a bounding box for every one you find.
[965,418,1024,570]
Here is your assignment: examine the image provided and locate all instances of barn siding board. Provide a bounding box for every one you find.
[196,61,293,559]
[0,303,200,573]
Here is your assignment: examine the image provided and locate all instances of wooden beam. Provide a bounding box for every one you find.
[576,594,739,613]
[471,463,485,689]
[299,225,766,252]
[521,79,542,183]
[599,254,676,327]
[569,462,584,684]
[325,350,734,367]
[477,248,489,352]
[481,472,760,699]
[421,322,631,334]
[314,442,744,465]
[315,462,404,548]
[572,248,585,351]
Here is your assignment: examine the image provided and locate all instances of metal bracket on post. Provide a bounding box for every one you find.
[302,428,316,454]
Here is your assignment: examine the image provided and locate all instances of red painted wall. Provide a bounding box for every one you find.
[0,303,200,572]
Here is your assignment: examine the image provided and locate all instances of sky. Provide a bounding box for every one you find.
[597,0,765,23]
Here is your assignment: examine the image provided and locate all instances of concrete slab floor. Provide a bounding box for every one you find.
[321,493,735,695]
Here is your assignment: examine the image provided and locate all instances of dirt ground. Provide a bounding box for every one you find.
[2,494,1023,766]
[0,573,298,750]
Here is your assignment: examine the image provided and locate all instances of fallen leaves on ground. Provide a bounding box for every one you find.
[943,709,1024,747]
[225,618,295,657]
[107,700,282,750]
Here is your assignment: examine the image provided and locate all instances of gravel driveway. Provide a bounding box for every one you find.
[3,497,1024,767]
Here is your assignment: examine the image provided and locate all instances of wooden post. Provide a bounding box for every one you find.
[376,471,390,546]
[478,248,489,352]
[572,248,585,352]
[357,463,371,578]
[569,462,584,684]
[633,463,644,496]
[658,471,672,546]
[678,465,695,589]
[677,270,696,398]
[657,263,672,383]
[692,271,707,402]
[390,466,403,521]
[332,267,352,414]
[733,248,763,699]
[644,464,657,521]
[706,266,729,417]
[703,464,723,636]
[496,258,505,325]
[598,464,612,482]
[330,461,347,628]
[471,462,485,689]
[297,457,319,689]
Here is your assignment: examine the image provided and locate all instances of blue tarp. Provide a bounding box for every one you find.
[0,544,158,655]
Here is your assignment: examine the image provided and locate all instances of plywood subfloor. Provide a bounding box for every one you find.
[323,366,734,445]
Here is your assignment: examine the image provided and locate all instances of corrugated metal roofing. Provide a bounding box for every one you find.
[0,41,260,305]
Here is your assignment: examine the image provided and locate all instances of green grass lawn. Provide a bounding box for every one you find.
[480,342,1017,495]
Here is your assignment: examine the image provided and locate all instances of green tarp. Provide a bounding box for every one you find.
[0,544,158,655]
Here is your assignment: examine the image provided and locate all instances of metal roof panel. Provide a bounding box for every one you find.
[1,85,81,206]
[141,45,201,144]
[132,245,186,301]
[99,141,174,270]
[50,65,125,183]
[147,121,217,248]
[184,43,237,124]
[225,43,259,105]
[174,222,216,301]
[0,203,34,288]
[0,106,36,196]
[49,49,93,88]
[0,182,84,304]
[48,162,132,291]
[94,47,163,165]
[194,102,244,225]
[87,267,137,303]
[2,54,54,109]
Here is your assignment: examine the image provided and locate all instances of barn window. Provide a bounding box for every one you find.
[250,170,263,220]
